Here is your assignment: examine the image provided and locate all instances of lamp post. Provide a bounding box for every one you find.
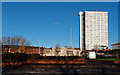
[70,25,72,48]
[39,38,40,55]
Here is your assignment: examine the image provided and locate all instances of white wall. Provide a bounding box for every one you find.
[85,11,108,50]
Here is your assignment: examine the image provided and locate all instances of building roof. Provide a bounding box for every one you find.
[85,11,108,13]
[111,42,120,46]
[2,45,43,49]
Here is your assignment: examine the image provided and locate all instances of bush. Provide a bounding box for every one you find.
[2,53,27,63]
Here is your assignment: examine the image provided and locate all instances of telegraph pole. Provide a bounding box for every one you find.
[70,25,72,48]
[39,38,40,55]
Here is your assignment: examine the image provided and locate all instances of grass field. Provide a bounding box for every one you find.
[96,58,120,61]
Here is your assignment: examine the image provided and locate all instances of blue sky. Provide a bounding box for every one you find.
[2,2,118,48]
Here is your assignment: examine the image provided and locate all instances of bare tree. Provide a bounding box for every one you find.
[55,43,60,49]
[94,45,101,50]
[2,35,31,53]
[11,35,22,45]
[2,36,7,45]
[64,45,69,48]
[2,35,31,46]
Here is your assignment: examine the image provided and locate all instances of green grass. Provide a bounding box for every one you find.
[96,58,120,61]
[1,52,5,54]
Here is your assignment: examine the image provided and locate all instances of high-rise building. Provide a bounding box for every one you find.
[79,11,108,51]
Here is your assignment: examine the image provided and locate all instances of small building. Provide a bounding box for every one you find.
[43,48,52,56]
[51,47,80,56]
[2,45,43,55]
[111,42,120,50]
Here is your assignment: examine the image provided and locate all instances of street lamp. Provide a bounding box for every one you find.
[39,38,40,55]
[70,25,72,48]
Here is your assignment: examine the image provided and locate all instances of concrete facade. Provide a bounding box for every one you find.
[79,12,84,52]
[79,11,108,51]
[43,47,80,56]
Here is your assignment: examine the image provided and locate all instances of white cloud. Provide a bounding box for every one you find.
[53,22,60,25]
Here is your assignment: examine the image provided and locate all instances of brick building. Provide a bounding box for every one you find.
[2,45,43,55]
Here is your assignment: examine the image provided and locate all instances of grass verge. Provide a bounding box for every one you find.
[96,58,120,61]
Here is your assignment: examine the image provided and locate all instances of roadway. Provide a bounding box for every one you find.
[2,60,120,75]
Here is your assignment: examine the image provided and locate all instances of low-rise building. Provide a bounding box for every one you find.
[2,45,43,55]
[2,45,81,56]
[51,47,80,56]
[111,42,120,50]
[43,48,52,56]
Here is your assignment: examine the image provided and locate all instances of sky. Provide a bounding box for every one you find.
[2,2,118,48]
